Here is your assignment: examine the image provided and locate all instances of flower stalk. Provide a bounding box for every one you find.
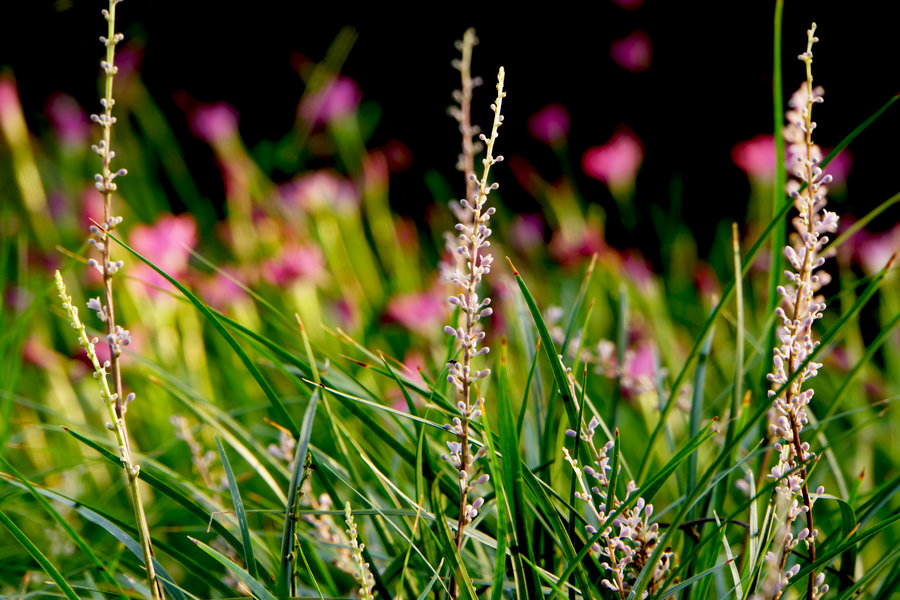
[442,29,505,598]
[763,23,834,600]
[58,1,164,597]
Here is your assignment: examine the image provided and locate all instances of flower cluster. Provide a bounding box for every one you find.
[345,502,375,600]
[763,23,834,600]
[563,418,673,598]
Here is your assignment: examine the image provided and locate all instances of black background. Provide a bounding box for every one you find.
[2,2,897,255]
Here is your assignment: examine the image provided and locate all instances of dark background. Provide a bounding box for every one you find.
[2,2,897,255]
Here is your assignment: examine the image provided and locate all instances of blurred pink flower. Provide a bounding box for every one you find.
[389,352,428,412]
[197,266,246,309]
[582,127,644,191]
[610,30,652,73]
[621,341,656,397]
[510,214,545,252]
[851,222,900,275]
[822,149,852,188]
[189,102,239,145]
[621,250,654,290]
[528,103,570,147]
[385,288,448,336]
[732,134,776,181]
[45,93,91,147]
[261,244,325,286]
[129,214,198,296]
[300,76,361,127]
[280,170,358,212]
[550,225,606,267]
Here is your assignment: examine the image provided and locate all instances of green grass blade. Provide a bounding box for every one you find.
[278,389,318,599]
[215,435,259,580]
[507,258,579,430]
[189,536,278,600]
[0,456,127,598]
[0,510,81,600]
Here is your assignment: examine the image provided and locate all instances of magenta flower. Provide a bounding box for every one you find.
[189,102,239,145]
[45,93,91,148]
[528,103,570,147]
[610,30,652,73]
[261,244,325,286]
[582,128,644,192]
[129,214,198,296]
[385,288,448,336]
[299,76,361,127]
[732,134,776,181]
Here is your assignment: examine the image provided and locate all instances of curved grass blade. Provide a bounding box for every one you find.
[215,435,258,580]
[0,510,81,600]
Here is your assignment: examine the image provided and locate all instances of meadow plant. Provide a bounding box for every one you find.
[563,421,674,597]
[442,28,505,591]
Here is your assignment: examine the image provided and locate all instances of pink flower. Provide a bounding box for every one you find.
[45,93,91,147]
[129,214,198,296]
[385,288,448,336]
[299,76,361,127]
[189,102,239,145]
[528,103,570,147]
[610,30,652,73]
[732,134,776,181]
[582,127,644,191]
[261,244,325,286]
